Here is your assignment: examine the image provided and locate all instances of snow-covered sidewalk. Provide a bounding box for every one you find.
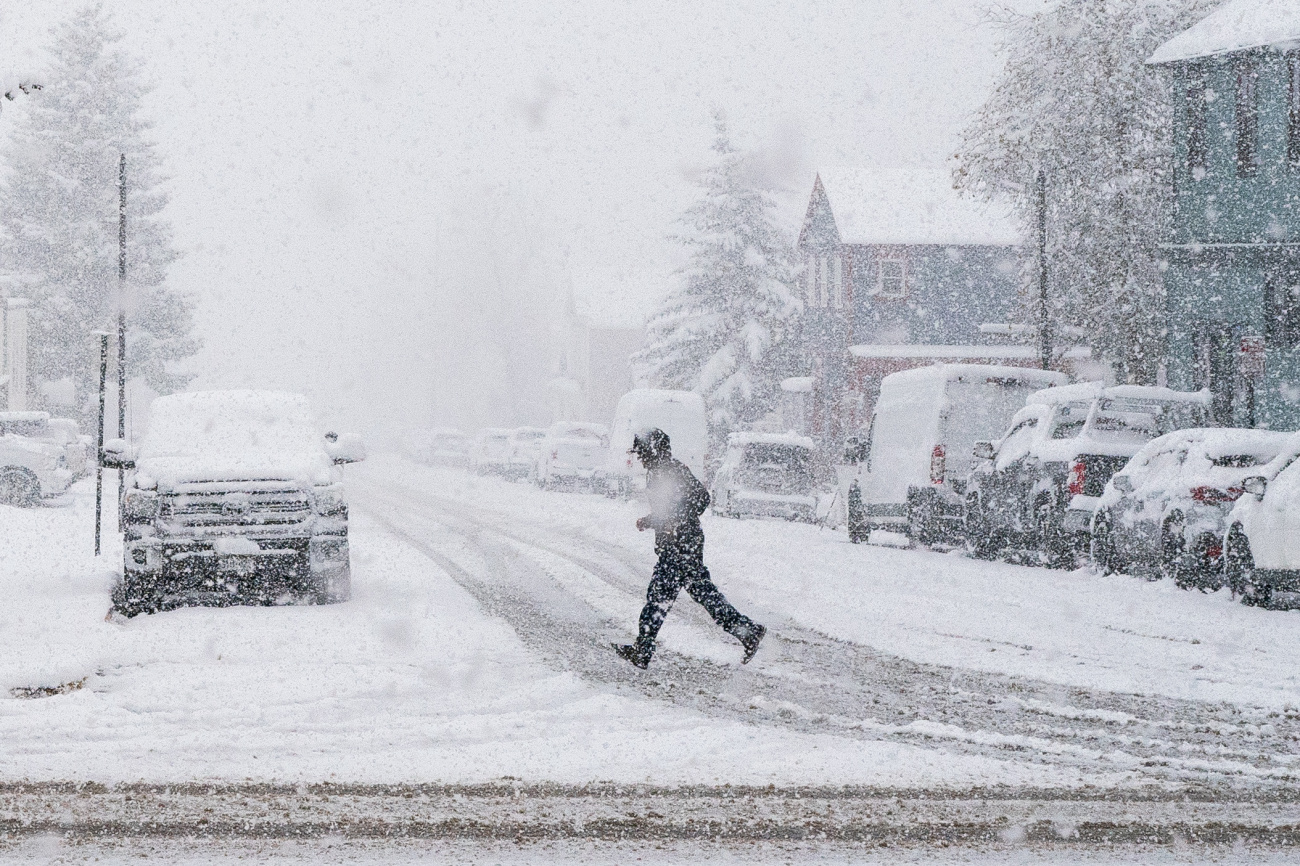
[0,476,1068,788]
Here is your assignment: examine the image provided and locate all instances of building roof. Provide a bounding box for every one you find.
[803,168,1020,247]
[1148,0,1300,65]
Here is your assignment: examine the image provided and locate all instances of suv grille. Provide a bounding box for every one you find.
[165,490,312,528]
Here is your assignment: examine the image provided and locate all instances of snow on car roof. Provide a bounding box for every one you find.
[1026,381,1104,406]
[137,390,332,486]
[883,363,1069,388]
[810,168,1019,246]
[1137,427,1294,459]
[1101,385,1212,405]
[1148,0,1300,65]
[727,432,816,450]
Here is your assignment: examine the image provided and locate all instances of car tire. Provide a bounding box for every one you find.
[965,497,1002,560]
[0,468,41,507]
[112,571,161,618]
[1090,511,1122,575]
[907,493,937,547]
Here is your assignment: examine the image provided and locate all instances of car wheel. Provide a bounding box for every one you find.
[0,468,40,507]
[907,495,935,547]
[112,571,162,618]
[1091,511,1122,575]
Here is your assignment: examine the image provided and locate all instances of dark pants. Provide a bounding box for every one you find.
[634,548,757,660]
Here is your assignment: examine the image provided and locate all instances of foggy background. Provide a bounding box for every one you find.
[0,0,1043,435]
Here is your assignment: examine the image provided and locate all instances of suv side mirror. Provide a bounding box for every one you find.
[100,438,135,470]
[325,433,367,465]
[972,441,995,461]
[1242,475,1267,498]
[1112,475,1134,494]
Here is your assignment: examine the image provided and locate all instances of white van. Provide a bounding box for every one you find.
[844,364,1068,545]
[599,389,708,496]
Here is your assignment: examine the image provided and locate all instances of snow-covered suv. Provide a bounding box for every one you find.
[712,432,818,521]
[964,383,1209,565]
[1223,434,1300,608]
[102,391,365,616]
[0,411,89,506]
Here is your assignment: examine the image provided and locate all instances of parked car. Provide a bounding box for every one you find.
[537,422,610,490]
[712,433,818,521]
[0,411,89,506]
[470,428,514,475]
[405,427,471,467]
[599,389,708,497]
[1090,428,1291,588]
[1223,434,1300,608]
[843,364,1068,545]
[506,426,548,480]
[101,390,365,616]
[965,383,1210,566]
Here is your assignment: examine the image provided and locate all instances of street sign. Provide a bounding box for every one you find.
[1239,335,1266,380]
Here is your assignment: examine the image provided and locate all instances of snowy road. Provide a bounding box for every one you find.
[4,456,1300,852]
[351,462,1300,795]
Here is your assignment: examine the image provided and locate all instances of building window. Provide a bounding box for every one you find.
[876,257,906,298]
[829,255,843,308]
[1186,68,1208,173]
[1266,275,1300,347]
[1236,60,1259,177]
[1290,54,1300,167]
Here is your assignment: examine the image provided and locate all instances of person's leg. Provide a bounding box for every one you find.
[632,556,685,662]
[684,562,759,640]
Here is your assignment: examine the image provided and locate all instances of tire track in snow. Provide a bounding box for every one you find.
[353,478,1300,794]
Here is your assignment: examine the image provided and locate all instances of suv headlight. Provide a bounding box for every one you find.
[122,489,160,522]
[314,484,347,516]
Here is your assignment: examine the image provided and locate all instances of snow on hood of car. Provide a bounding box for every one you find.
[135,390,333,489]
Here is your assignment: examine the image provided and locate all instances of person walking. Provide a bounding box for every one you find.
[614,428,766,669]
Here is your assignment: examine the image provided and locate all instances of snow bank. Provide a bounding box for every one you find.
[1149,0,1300,64]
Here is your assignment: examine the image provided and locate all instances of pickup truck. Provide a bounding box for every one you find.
[102,391,365,615]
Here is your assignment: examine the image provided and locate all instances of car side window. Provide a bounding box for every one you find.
[995,418,1038,471]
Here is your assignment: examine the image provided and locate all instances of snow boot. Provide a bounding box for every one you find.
[613,643,650,669]
[739,623,766,664]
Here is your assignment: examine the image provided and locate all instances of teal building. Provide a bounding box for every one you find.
[1150,1,1300,428]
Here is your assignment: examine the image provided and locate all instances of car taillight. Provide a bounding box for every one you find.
[552,450,559,461]
[1068,460,1085,496]
[1191,485,1243,505]
[929,445,946,484]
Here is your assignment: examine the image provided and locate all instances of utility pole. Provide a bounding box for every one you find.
[94,332,109,556]
[117,154,127,527]
[1036,169,1051,371]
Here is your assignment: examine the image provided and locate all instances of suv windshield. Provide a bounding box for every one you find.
[1088,398,1205,444]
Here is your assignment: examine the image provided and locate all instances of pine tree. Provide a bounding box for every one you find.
[955,0,1217,382]
[0,3,197,414]
[634,114,800,449]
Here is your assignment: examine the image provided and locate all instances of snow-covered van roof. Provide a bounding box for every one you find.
[726,432,816,450]
[615,388,706,413]
[882,363,1068,390]
[136,390,332,487]
[809,168,1020,246]
[547,421,609,438]
[1148,0,1300,64]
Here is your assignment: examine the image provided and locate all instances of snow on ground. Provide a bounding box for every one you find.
[0,475,1066,788]
[1,837,1295,866]
[371,456,1300,711]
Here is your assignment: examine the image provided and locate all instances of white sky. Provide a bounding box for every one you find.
[0,0,1045,431]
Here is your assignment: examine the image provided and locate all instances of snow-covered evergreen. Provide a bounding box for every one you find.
[955,0,1217,382]
[0,4,197,413]
[634,115,799,448]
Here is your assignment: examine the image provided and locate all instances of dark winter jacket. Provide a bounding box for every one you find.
[644,457,710,559]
